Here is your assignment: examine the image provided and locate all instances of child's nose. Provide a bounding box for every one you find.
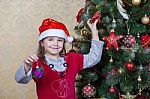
[53,40,58,45]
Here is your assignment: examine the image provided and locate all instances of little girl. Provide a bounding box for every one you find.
[15,18,104,99]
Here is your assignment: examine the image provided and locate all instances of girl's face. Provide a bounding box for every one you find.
[41,36,65,57]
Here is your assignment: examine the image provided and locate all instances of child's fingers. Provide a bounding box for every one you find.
[29,55,38,61]
[33,54,38,60]
[24,59,32,67]
[93,19,98,25]
[24,55,38,65]
[24,59,31,64]
[87,19,98,27]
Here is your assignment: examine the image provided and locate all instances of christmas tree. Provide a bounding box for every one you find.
[74,0,150,99]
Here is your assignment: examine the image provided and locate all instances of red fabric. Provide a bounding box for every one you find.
[32,52,83,99]
[39,18,70,36]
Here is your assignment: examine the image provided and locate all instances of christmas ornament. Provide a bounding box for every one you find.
[109,57,113,63]
[137,75,142,82]
[137,33,140,38]
[138,88,142,95]
[103,29,123,51]
[109,86,115,94]
[82,83,96,98]
[80,27,90,37]
[90,11,101,23]
[117,0,129,19]
[118,68,123,74]
[139,65,144,71]
[76,8,84,23]
[118,67,125,74]
[141,34,150,48]
[132,0,141,6]
[33,65,44,79]
[112,18,117,28]
[125,60,135,71]
[122,34,136,48]
[121,31,139,52]
[141,15,150,24]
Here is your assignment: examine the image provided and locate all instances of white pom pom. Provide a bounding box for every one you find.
[67,36,74,42]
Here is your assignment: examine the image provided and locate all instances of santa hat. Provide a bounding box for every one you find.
[38,18,73,42]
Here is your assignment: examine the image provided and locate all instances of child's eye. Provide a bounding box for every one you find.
[58,39,64,42]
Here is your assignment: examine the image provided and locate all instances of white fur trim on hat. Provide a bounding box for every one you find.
[38,29,73,42]
[67,36,74,42]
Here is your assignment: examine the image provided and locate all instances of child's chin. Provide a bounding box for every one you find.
[51,51,61,55]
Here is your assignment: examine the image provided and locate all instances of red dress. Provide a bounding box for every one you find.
[32,52,83,99]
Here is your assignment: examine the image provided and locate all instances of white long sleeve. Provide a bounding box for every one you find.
[15,63,32,84]
[83,40,104,68]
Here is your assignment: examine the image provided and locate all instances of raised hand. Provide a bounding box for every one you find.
[87,19,98,34]
[24,54,38,72]
[87,19,99,41]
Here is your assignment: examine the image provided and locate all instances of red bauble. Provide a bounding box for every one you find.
[141,34,150,48]
[125,60,135,71]
[122,35,136,48]
[82,84,96,97]
[109,86,115,94]
[90,11,101,23]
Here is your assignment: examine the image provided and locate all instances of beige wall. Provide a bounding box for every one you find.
[0,0,82,99]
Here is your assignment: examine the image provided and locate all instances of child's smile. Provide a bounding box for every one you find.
[41,36,65,57]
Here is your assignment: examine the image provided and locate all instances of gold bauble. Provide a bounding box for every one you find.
[80,28,89,36]
[137,75,142,81]
[109,57,113,63]
[118,68,123,74]
[141,15,150,24]
[132,0,141,6]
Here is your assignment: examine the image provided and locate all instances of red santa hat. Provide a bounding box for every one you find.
[38,18,73,42]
